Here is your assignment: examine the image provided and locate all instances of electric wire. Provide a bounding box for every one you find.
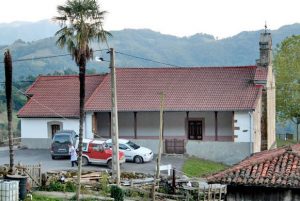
[13,85,69,120]
[0,49,108,64]
[115,51,181,67]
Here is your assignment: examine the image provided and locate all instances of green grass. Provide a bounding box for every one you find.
[26,194,64,201]
[182,157,229,177]
[276,137,297,147]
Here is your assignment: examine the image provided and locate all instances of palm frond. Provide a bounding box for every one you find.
[54,0,111,63]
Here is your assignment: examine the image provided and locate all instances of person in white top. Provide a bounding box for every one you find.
[68,143,78,167]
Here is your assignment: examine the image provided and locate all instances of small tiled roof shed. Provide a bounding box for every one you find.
[207,144,300,188]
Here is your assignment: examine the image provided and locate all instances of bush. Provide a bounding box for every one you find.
[42,180,76,192]
[99,173,110,196]
[110,185,124,201]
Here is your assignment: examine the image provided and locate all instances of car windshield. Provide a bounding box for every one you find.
[53,135,69,143]
[126,141,140,150]
[103,142,109,149]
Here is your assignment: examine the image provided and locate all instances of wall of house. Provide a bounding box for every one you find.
[234,111,253,142]
[217,112,233,136]
[21,118,80,149]
[85,112,93,139]
[253,96,262,153]
[97,112,110,137]
[189,112,214,136]
[94,111,234,139]
[130,139,249,165]
[164,112,186,137]
[267,66,276,149]
[137,112,160,137]
[119,112,135,137]
[186,141,250,165]
[226,186,300,201]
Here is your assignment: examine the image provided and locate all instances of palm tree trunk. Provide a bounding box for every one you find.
[4,50,14,174]
[76,53,86,200]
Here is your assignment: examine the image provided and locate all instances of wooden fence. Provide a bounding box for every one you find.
[183,184,227,201]
[16,163,42,188]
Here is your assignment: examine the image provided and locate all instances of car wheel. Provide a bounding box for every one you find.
[134,156,143,164]
[107,160,112,169]
[82,157,89,166]
[51,155,56,160]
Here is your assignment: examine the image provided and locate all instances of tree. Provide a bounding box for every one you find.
[53,0,111,199]
[274,35,300,141]
[4,50,14,173]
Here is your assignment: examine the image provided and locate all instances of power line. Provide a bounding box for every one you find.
[0,49,108,64]
[13,85,69,120]
[0,53,71,64]
[115,51,181,67]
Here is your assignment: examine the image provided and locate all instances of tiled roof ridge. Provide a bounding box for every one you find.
[38,74,104,78]
[25,74,105,95]
[25,76,41,94]
[114,65,257,70]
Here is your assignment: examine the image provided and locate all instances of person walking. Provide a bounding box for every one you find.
[68,143,78,167]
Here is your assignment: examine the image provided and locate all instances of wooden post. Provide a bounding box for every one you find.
[152,92,165,200]
[110,48,120,185]
[172,168,176,194]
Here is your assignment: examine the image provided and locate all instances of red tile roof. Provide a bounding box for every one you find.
[85,66,263,112]
[18,75,105,118]
[207,144,300,188]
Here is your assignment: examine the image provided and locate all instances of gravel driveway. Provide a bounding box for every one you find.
[0,148,186,175]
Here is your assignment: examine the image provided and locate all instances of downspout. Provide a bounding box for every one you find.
[249,111,253,154]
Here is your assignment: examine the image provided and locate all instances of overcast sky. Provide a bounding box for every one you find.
[0,0,299,38]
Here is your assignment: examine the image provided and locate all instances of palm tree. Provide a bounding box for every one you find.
[4,50,14,174]
[53,0,111,199]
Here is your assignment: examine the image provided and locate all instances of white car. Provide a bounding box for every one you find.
[106,139,153,163]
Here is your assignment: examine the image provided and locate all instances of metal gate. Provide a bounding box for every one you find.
[165,139,185,154]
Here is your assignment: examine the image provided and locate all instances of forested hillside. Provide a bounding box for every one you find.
[0,22,300,81]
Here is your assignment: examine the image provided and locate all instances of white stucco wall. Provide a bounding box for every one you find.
[234,111,254,143]
[21,118,80,139]
[253,97,262,153]
[85,112,93,139]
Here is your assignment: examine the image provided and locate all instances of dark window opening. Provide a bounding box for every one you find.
[188,120,203,140]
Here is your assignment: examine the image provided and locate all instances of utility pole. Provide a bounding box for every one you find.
[110,48,120,185]
[152,92,165,200]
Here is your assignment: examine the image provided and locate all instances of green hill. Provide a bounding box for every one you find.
[1,23,300,81]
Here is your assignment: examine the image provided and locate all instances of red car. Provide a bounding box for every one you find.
[82,139,125,169]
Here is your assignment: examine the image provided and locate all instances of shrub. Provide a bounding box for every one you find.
[110,185,124,201]
[42,180,76,192]
[99,173,110,196]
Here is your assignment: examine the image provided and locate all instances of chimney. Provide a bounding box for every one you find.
[256,29,272,67]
